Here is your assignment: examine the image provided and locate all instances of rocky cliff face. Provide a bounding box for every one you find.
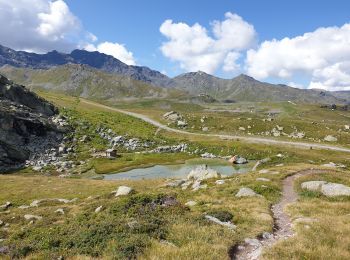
[0,74,63,172]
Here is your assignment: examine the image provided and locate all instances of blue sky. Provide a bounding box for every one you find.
[0,0,350,90]
[65,0,350,76]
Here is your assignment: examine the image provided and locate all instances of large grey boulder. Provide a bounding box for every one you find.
[115,186,133,197]
[324,135,337,142]
[321,183,350,197]
[301,181,350,197]
[301,181,327,191]
[236,187,258,197]
[187,165,220,181]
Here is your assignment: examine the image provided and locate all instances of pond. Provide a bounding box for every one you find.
[103,158,253,180]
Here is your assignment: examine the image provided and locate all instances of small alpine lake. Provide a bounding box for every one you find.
[103,158,254,180]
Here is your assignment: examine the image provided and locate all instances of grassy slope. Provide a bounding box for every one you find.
[39,92,350,174]
[0,64,183,100]
[1,91,350,259]
[264,170,350,259]
[0,166,287,259]
[110,99,350,147]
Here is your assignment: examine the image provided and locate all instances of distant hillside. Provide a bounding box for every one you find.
[0,44,172,87]
[332,91,350,104]
[170,71,346,103]
[0,64,182,100]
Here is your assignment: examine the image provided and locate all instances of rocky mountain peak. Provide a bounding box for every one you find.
[234,74,256,82]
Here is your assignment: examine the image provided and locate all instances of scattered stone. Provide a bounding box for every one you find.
[192,180,202,191]
[24,214,42,221]
[205,215,236,230]
[56,198,77,204]
[256,178,270,182]
[293,217,318,224]
[160,196,178,207]
[235,187,258,197]
[187,165,220,181]
[0,220,3,226]
[345,125,350,130]
[324,135,337,142]
[165,179,186,188]
[201,152,216,158]
[301,181,327,191]
[321,183,350,197]
[261,232,273,239]
[181,180,193,190]
[215,180,225,185]
[32,166,42,171]
[163,111,182,121]
[259,169,269,174]
[0,202,11,210]
[55,208,65,215]
[30,200,42,207]
[322,162,345,168]
[115,186,133,197]
[160,240,177,247]
[95,206,103,213]
[289,132,305,139]
[150,143,188,153]
[238,127,246,131]
[177,120,187,127]
[18,205,30,209]
[229,155,248,164]
[202,127,209,132]
[185,201,197,207]
[0,246,9,255]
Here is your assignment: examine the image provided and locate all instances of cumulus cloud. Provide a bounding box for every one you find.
[84,42,136,65]
[0,0,80,52]
[0,0,136,65]
[160,12,256,74]
[245,23,350,90]
[223,52,241,72]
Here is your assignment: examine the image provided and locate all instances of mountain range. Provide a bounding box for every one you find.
[0,44,348,104]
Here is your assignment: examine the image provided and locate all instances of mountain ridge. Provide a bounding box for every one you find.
[0,64,183,100]
[0,44,348,103]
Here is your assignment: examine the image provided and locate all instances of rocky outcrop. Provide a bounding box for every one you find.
[0,74,63,172]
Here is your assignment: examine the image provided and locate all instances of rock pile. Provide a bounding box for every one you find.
[96,127,154,151]
[163,111,187,128]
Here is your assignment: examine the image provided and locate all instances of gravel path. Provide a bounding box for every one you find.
[82,99,350,153]
[232,169,330,260]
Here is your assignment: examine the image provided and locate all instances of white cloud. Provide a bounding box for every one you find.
[245,23,350,90]
[0,0,136,65]
[223,51,241,72]
[309,62,350,91]
[159,12,256,74]
[0,0,80,52]
[84,42,136,65]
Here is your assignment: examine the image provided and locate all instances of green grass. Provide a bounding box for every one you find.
[264,170,350,259]
[0,167,288,259]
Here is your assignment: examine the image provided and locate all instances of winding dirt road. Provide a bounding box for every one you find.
[81,99,350,153]
[232,169,330,260]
